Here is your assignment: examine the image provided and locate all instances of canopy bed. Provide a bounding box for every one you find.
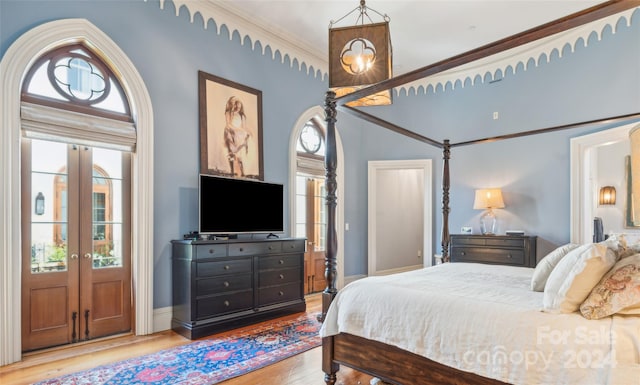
[319,1,640,384]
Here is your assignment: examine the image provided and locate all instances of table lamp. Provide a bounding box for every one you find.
[473,188,505,235]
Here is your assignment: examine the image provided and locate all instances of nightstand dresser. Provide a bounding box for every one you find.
[450,234,537,267]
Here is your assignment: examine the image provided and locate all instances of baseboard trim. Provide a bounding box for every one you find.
[153,306,173,333]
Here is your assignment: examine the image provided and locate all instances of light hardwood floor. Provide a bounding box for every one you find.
[0,294,374,385]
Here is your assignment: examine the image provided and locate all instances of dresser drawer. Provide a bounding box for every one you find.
[196,273,252,296]
[196,290,253,319]
[450,236,485,246]
[196,258,252,277]
[484,238,525,248]
[451,236,524,248]
[281,240,305,253]
[257,282,301,307]
[229,242,282,256]
[258,254,301,270]
[258,267,300,287]
[194,244,228,260]
[449,234,537,268]
[451,247,525,266]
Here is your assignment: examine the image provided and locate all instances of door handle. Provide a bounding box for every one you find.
[71,254,78,259]
[71,311,77,342]
[84,309,90,340]
[84,253,92,259]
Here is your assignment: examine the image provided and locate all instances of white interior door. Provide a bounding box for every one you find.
[368,159,432,276]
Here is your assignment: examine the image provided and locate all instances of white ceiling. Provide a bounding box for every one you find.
[216,0,603,75]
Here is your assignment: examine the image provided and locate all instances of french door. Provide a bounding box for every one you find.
[299,176,327,294]
[21,138,131,352]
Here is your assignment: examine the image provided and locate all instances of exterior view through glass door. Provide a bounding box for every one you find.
[296,175,327,294]
[21,138,131,352]
[295,118,327,294]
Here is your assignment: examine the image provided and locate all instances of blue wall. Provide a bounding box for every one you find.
[2,1,639,309]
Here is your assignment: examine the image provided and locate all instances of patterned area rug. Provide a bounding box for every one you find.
[35,313,321,385]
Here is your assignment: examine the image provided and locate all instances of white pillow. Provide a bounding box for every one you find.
[542,243,617,313]
[530,243,579,291]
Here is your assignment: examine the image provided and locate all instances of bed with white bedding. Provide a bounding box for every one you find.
[317,3,640,385]
[320,263,640,385]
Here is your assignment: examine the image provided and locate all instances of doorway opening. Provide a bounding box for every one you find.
[294,118,327,294]
[289,108,345,292]
[21,139,132,351]
[18,40,135,352]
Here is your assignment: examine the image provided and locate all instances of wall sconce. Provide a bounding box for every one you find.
[599,186,616,205]
[35,192,45,215]
[473,188,505,235]
[329,0,392,106]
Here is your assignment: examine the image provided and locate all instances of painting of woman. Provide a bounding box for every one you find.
[199,71,263,180]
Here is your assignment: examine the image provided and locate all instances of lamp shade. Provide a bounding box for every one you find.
[473,188,505,210]
[599,186,616,205]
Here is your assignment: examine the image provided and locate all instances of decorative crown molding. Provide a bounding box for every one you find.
[158,0,327,80]
[154,1,638,94]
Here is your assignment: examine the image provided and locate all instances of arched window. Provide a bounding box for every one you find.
[20,44,136,151]
[22,44,130,119]
[295,117,327,294]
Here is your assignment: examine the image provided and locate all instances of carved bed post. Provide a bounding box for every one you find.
[321,90,338,316]
[321,90,339,385]
[441,140,451,263]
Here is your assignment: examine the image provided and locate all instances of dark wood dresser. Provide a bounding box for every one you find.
[450,234,537,267]
[171,237,306,339]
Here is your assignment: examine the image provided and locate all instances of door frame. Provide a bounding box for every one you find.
[570,123,637,244]
[367,159,433,276]
[289,106,345,290]
[1,19,154,365]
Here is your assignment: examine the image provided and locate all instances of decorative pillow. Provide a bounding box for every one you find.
[605,233,640,259]
[580,254,640,319]
[530,243,579,291]
[542,243,617,313]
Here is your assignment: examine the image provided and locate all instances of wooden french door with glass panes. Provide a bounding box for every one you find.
[304,177,327,294]
[21,138,131,352]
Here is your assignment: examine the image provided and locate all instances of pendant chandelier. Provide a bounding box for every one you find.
[328,0,392,106]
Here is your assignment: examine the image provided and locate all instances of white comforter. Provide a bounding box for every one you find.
[319,263,640,385]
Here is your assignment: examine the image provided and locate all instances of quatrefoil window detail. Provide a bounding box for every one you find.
[50,53,109,104]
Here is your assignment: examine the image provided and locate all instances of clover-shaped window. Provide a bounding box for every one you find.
[297,121,325,156]
[52,55,107,102]
[22,44,130,119]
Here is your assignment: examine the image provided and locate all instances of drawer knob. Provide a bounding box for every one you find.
[224,300,230,307]
[279,274,284,280]
[223,281,230,287]
[239,248,244,252]
[209,248,215,254]
[279,259,284,265]
[279,291,284,296]
[224,265,230,270]
[268,246,273,250]
[507,254,513,259]
[460,251,466,256]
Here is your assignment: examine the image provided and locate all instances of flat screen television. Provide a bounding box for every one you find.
[199,174,284,235]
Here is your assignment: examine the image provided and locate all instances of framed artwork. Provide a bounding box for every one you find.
[198,71,263,180]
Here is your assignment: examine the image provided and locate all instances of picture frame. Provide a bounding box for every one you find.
[198,70,263,180]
